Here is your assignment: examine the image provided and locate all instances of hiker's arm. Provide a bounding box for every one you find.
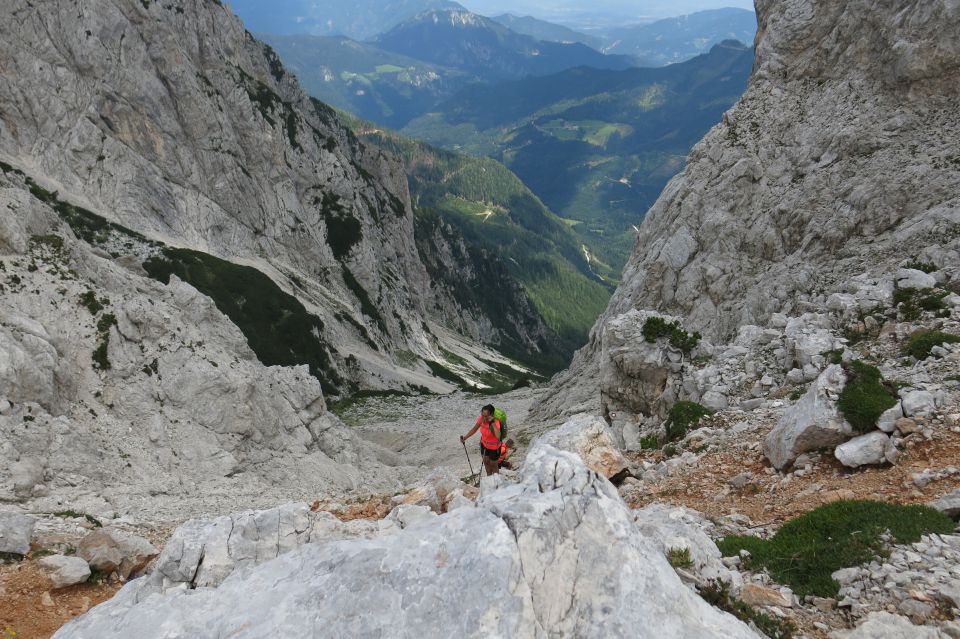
[493,422,501,441]
[461,423,480,442]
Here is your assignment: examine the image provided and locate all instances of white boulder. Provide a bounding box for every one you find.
[39,555,91,588]
[900,390,936,417]
[829,611,949,638]
[895,268,936,290]
[834,432,896,468]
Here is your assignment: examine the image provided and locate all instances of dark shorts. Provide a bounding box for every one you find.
[480,444,500,461]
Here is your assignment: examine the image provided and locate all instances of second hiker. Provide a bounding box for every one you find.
[461,404,505,477]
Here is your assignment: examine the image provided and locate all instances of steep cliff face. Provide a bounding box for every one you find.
[532,0,960,423]
[0,0,540,395]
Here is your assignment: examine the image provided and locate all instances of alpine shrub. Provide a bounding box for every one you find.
[837,361,897,433]
[666,401,713,442]
[904,330,960,360]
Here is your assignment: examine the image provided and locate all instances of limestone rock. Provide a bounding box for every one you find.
[0,512,34,555]
[828,611,949,639]
[764,365,853,470]
[55,444,761,639]
[534,414,630,482]
[834,432,895,468]
[895,268,936,290]
[633,504,742,589]
[77,529,158,579]
[929,490,960,519]
[901,390,937,417]
[739,583,792,608]
[877,403,904,433]
[38,555,91,589]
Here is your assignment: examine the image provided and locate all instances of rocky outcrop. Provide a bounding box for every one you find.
[829,611,950,639]
[56,444,761,639]
[0,0,539,399]
[532,0,960,423]
[834,431,896,468]
[0,179,414,518]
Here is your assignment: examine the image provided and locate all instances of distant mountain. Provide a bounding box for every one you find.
[374,8,637,82]
[603,8,757,65]
[337,111,613,359]
[260,35,476,129]
[226,0,463,40]
[403,41,753,277]
[490,14,603,50]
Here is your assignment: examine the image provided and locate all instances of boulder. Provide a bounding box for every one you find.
[77,528,158,579]
[895,268,936,290]
[383,504,436,530]
[763,365,853,470]
[400,468,466,514]
[55,444,762,639]
[900,390,936,417]
[828,611,949,638]
[929,489,960,519]
[534,414,630,482]
[739,583,792,608]
[0,511,35,555]
[877,403,903,433]
[834,432,895,468]
[38,555,91,589]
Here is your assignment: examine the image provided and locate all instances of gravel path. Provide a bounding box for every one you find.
[340,387,546,478]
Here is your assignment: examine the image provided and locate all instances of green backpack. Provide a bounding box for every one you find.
[493,407,508,440]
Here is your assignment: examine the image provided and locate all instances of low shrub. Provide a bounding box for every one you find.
[837,361,897,433]
[893,288,949,321]
[666,401,714,442]
[667,547,693,569]
[639,434,660,450]
[716,500,955,597]
[642,316,702,353]
[904,330,960,360]
[904,260,937,274]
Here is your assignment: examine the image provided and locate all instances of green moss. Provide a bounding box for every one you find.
[837,361,898,433]
[642,316,701,353]
[717,500,955,597]
[666,401,713,442]
[698,580,796,639]
[904,330,960,360]
[143,248,342,395]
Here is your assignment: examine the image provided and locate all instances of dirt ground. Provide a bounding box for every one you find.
[623,426,960,526]
[0,558,121,639]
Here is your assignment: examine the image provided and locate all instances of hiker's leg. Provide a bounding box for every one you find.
[483,457,499,475]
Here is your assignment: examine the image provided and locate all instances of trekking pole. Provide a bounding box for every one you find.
[462,439,476,483]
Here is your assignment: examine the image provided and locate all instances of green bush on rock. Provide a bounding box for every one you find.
[716,500,955,597]
[666,401,714,442]
[642,316,701,353]
[837,361,897,433]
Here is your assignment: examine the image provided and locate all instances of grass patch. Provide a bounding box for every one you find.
[716,500,955,597]
[666,401,713,442]
[837,361,898,433]
[904,260,937,273]
[341,268,387,334]
[143,248,342,394]
[667,547,693,569]
[79,290,105,315]
[904,330,960,360]
[425,360,470,388]
[642,316,701,353]
[698,580,796,639]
